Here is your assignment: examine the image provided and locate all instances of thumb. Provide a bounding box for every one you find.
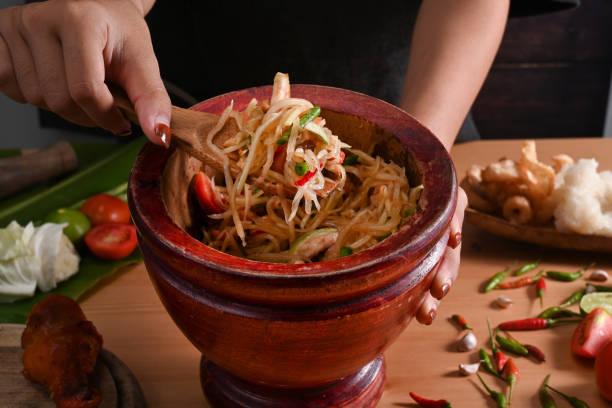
[115,29,171,147]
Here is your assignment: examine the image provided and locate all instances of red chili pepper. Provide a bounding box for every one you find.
[497,271,544,289]
[451,314,471,330]
[524,344,547,362]
[536,278,546,307]
[295,169,317,186]
[337,151,345,164]
[503,358,519,404]
[409,392,453,408]
[498,317,581,331]
[494,350,508,372]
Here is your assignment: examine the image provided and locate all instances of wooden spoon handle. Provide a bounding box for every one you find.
[0,141,78,199]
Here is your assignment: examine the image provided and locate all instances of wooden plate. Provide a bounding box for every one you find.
[465,207,612,252]
[0,324,147,408]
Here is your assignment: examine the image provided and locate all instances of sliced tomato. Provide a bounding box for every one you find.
[80,193,130,226]
[84,223,138,260]
[271,144,287,173]
[596,340,612,401]
[571,308,612,359]
[192,172,224,214]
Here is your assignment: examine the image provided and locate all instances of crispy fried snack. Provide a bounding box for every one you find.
[21,294,103,408]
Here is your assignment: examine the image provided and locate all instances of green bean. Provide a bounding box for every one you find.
[484,262,517,293]
[496,334,529,356]
[514,259,541,276]
[299,106,321,127]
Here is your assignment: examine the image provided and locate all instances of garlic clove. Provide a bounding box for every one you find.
[496,296,513,308]
[457,331,477,352]
[589,269,608,282]
[459,361,481,376]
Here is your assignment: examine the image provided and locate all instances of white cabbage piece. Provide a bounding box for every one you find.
[0,221,39,303]
[0,221,80,303]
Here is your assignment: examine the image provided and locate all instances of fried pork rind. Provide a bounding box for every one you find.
[502,195,533,225]
[482,159,520,184]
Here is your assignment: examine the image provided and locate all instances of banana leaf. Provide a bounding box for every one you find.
[0,136,147,323]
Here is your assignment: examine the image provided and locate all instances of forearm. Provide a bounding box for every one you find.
[400,0,509,151]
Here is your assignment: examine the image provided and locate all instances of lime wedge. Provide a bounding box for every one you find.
[580,292,612,315]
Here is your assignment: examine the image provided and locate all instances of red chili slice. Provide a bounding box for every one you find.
[295,170,317,186]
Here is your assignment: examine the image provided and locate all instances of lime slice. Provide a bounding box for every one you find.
[580,292,612,315]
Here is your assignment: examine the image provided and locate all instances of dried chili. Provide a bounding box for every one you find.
[451,314,471,330]
[503,358,519,404]
[536,277,546,307]
[498,317,581,331]
[484,262,517,293]
[477,374,508,408]
[408,392,453,408]
[513,259,541,276]
[524,344,547,362]
[539,374,557,408]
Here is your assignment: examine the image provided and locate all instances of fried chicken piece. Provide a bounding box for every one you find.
[21,294,103,408]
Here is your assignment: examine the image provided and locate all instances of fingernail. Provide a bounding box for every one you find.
[428,307,437,325]
[441,283,450,298]
[155,122,172,148]
[449,231,462,249]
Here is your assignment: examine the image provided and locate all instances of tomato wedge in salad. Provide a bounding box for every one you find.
[571,307,612,359]
[192,172,224,214]
[84,223,138,260]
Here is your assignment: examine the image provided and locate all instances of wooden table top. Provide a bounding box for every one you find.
[80,138,612,407]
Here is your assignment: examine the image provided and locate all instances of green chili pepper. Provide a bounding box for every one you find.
[546,385,590,408]
[546,263,595,282]
[478,348,499,376]
[342,153,359,166]
[294,162,309,176]
[496,334,529,356]
[484,262,517,293]
[539,375,557,408]
[339,246,353,257]
[538,306,582,319]
[487,318,498,354]
[477,374,507,408]
[514,259,541,276]
[560,288,587,307]
[587,284,612,293]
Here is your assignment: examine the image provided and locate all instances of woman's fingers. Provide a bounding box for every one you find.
[60,20,131,134]
[114,24,171,146]
[24,25,95,127]
[0,33,25,103]
[416,292,440,325]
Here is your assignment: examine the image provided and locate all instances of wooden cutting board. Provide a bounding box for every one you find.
[0,324,147,408]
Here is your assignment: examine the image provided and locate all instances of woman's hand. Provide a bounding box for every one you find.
[0,0,170,145]
[416,186,467,325]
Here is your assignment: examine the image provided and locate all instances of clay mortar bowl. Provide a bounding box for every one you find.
[128,85,457,408]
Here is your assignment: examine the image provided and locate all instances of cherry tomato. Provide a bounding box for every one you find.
[192,172,223,214]
[84,223,138,260]
[80,194,130,226]
[43,208,91,242]
[595,340,612,401]
[571,308,612,359]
